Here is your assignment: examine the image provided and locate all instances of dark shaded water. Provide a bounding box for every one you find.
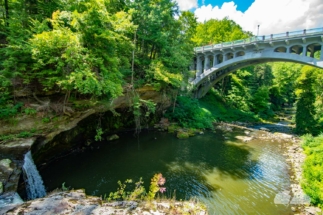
[40,128,293,214]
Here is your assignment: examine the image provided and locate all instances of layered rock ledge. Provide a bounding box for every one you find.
[2,189,207,215]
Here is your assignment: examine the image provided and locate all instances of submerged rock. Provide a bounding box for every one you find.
[107,134,119,141]
[259,127,270,132]
[176,131,190,139]
[0,158,21,194]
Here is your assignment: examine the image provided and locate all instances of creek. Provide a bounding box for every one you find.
[39,127,293,214]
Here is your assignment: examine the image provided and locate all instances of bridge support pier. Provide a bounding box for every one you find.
[196,56,202,76]
[303,45,307,57]
[204,56,210,71]
[213,55,217,67]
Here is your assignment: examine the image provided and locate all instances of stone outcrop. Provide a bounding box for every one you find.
[0,158,21,195]
[2,190,207,215]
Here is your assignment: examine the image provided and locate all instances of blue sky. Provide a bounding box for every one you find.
[199,0,255,12]
[175,0,323,35]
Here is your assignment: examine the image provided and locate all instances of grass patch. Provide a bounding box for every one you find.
[301,134,323,208]
[165,89,260,130]
[0,129,37,142]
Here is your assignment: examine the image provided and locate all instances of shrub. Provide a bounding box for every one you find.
[165,96,213,129]
[0,101,23,119]
[301,134,323,207]
[107,173,166,202]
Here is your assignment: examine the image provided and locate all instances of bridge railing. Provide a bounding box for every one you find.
[194,27,323,52]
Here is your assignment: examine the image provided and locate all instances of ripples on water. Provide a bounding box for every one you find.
[40,129,293,214]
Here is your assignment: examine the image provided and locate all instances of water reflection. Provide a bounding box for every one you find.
[39,129,292,214]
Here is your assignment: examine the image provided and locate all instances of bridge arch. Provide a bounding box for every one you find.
[235,51,245,57]
[225,52,234,61]
[191,28,323,98]
[216,54,223,64]
[306,43,322,57]
[290,45,303,54]
[193,54,323,98]
[274,46,287,53]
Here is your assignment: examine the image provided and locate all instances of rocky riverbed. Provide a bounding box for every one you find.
[217,122,322,215]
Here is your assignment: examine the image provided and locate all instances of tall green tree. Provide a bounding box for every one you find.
[271,62,303,107]
[130,0,195,89]
[295,66,318,134]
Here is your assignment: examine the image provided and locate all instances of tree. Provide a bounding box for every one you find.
[271,62,302,107]
[192,18,251,46]
[295,66,317,134]
[29,2,135,101]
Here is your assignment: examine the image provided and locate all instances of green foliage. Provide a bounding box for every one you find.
[95,128,104,142]
[301,134,323,207]
[130,0,195,89]
[0,75,12,118]
[249,86,273,118]
[0,129,36,141]
[131,92,156,133]
[270,63,303,107]
[192,18,251,46]
[17,131,32,138]
[24,108,37,115]
[28,7,134,98]
[0,134,16,142]
[61,182,69,191]
[176,130,190,139]
[165,96,214,129]
[107,173,166,202]
[214,64,275,120]
[295,66,318,135]
[0,101,23,120]
[42,117,50,123]
[225,72,251,111]
[200,89,259,122]
[146,61,183,88]
[146,173,166,200]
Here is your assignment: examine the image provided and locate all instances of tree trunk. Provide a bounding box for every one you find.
[131,31,137,87]
[4,0,9,26]
[172,90,178,113]
[149,44,155,59]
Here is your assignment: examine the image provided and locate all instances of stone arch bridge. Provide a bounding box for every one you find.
[191,27,323,98]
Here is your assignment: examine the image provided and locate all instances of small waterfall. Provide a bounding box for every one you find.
[23,151,46,200]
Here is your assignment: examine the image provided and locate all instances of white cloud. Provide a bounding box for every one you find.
[175,0,198,11]
[194,0,323,35]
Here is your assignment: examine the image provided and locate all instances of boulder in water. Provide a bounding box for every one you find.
[107,134,119,141]
[0,159,14,193]
[176,131,189,139]
[259,127,270,132]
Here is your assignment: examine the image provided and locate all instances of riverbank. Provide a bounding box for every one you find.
[217,122,322,215]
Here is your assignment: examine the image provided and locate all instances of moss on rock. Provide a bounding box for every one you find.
[176,131,190,139]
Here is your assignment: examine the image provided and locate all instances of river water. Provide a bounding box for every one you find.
[40,128,293,214]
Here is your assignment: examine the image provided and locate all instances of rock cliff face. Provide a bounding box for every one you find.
[2,190,207,215]
[31,87,171,165]
[0,87,171,197]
